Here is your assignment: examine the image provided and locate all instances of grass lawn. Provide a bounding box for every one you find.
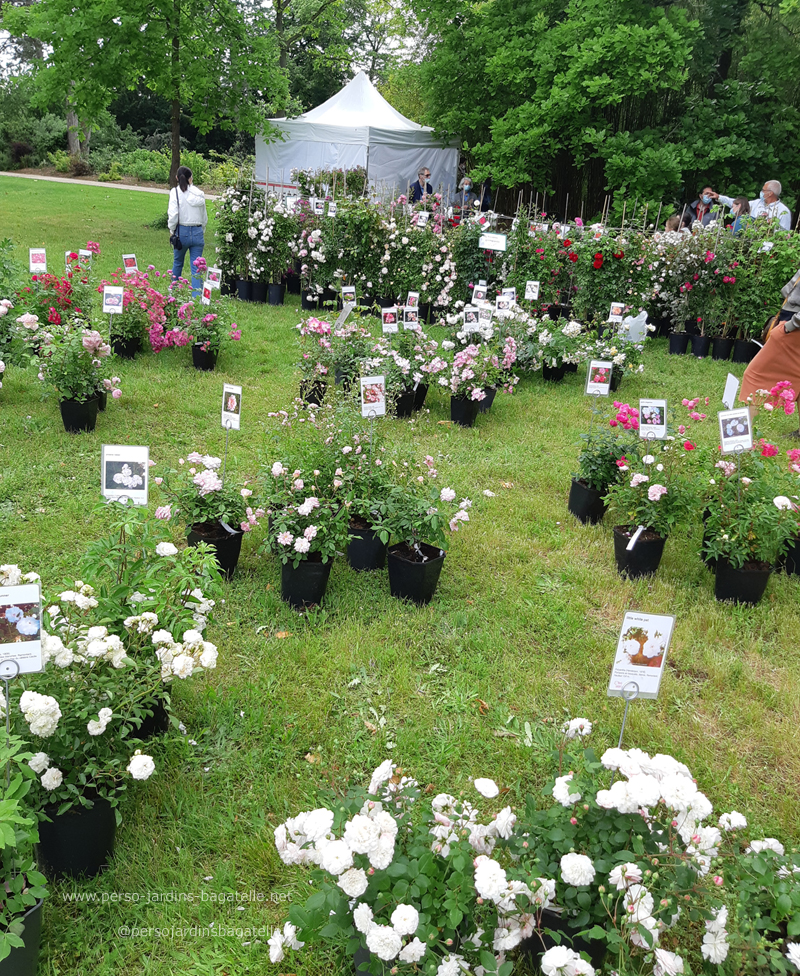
[2,175,800,975]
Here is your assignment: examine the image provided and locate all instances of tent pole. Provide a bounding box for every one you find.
[654,202,662,232]
[563,192,569,226]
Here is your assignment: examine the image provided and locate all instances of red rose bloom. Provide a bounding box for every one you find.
[568,252,578,263]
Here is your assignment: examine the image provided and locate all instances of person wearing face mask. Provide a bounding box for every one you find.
[689,187,718,225]
[410,167,433,203]
[714,180,792,231]
[729,196,752,235]
[456,176,478,213]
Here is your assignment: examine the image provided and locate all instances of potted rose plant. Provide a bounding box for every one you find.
[35,324,114,433]
[0,735,48,973]
[175,298,241,371]
[570,401,641,525]
[261,460,348,608]
[155,452,262,579]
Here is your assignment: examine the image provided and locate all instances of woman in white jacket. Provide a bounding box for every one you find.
[168,165,208,296]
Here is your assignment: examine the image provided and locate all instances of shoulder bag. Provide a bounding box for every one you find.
[169,188,182,249]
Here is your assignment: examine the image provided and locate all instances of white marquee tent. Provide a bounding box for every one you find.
[255,72,459,197]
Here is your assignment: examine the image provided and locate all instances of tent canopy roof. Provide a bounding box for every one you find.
[295,71,425,131]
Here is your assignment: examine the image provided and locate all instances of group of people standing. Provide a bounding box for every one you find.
[686,179,792,233]
[410,166,491,215]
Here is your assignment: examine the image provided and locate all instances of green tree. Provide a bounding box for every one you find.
[5,0,287,183]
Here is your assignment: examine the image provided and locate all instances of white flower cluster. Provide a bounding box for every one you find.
[152,627,218,682]
[0,566,40,586]
[42,625,128,670]
[541,944,595,975]
[59,581,98,611]
[126,750,156,780]
[87,707,113,736]
[562,717,592,739]
[184,587,215,631]
[20,690,61,737]
[123,611,159,635]
[27,751,64,791]
[701,906,729,963]
[268,921,305,963]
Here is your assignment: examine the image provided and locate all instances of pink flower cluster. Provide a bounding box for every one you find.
[241,506,265,533]
[86,241,101,256]
[648,484,667,501]
[193,469,223,495]
[722,275,736,284]
[609,402,639,431]
[763,380,796,416]
[682,396,708,421]
[81,330,111,357]
[759,439,778,458]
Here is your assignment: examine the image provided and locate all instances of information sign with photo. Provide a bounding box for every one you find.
[78,249,92,266]
[341,285,356,304]
[222,384,242,430]
[102,285,124,314]
[64,250,75,272]
[327,201,338,217]
[501,287,517,303]
[463,307,479,326]
[29,248,46,273]
[585,360,613,397]
[403,307,419,328]
[334,302,356,329]
[478,232,507,252]
[313,199,325,216]
[495,296,511,312]
[608,302,625,323]
[122,254,138,274]
[201,282,212,305]
[101,444,149,506]
[524,280,540,301]
[206,267,222,289]
[360,375,386,417]
[381,307,399,333]
[285,195,299,212]
[607,611,675,700]
[639,399,667,440]
[0,583,43,675]
[472,284,488,302]
[478,306,494,324]
[718,408,753,454]
[416,212,430,227]
[406,291,419,308]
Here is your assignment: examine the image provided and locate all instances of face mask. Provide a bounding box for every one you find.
[760,191,766,202]
[702,195,711,204]
[464,184,472,192]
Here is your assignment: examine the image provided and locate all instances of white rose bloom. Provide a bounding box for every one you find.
[436,953,470,976]
[368,833,395,870]
[86,626,108,640]
[474,777,499,798]
[28,752,50,774]
[338,867,369,898]
[366,924,402,961]
[608,862,642,889]
[747,838,785,856]
[541,946,588,976]
[171,653,195,679]
[127,753,156,780]
[282,921,304,950]
[344,814,381,855]
[368,759,395,795]
[155,542,179,556]
[561,718,593,739]
[654,948,684,976]
[399,937,427,963]
[785,943,800,971]
[530,877,556,908]
[474,855,507,902]
[19,690,61,737]
[701,927,729,963]
[87,708,113,736]
[552,773,581,807]
[303,808,335,842]
[719,811,747,831]
[199,644,218,669]
[320,839,353,875]
[493,806,516,839]
[268,929,285,963]
[370,810,398,838]
[41,767,63,790]
[390,904,419,936]
[353,902,374,934]
[560,852,596,886]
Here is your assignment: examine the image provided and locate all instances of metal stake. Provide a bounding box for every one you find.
[1,660,20,792]
[222,419,233,489]
[617,681,640,749]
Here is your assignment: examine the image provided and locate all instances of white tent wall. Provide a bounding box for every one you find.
[254,71,459,196]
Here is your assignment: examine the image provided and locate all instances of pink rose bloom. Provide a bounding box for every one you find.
[111,388,122,399]
[648,484,667,501]
[155,505,172,520]
[630,473,650,487]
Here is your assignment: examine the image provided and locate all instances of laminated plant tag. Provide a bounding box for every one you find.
[222,384,242,430]
[639,399,667,439]
[360,375,386,417]
[607,611,675,699]
[585,360,613,397]
[101,444,149,506]
[718,407,753,454]
[122,254,138,274]
[0,583,43,675]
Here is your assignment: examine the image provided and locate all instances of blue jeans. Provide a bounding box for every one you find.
[171,225,205,297]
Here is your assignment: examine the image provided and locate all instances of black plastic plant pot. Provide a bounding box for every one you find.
[129,696,171,740]
[542,362,566,382]
[450,395,480,427]
[37,798,116,880]
[394,390,416,418]
[711,337,734,361]
[191,343,218,372]
[59,397,98,434]
[301,293,320,311]
[477,386,497,414]
[413,383,429,410]
[387,543,445,605]
[347,522,388,571]
[613,525,666,579]
[281,554,333,608]
[517,908,607,974]
[187,522,243,580]
[714,559,772,605]
[235,278,252,302]
[300,380,326,406]
[690,334,711,358]
[0,897,44,976]
[111,336,140,360]
[268,283,286,306]
[568,479,607,525]
[668,332,689,355]
[732,338,759,363]
[250,281,268,304]
[782,536,800,576]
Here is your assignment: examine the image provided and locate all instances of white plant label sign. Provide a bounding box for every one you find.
[607,611,675,700]
[722,373,740,410]
[608,302,624,323]
[403,306,419,329]
[639,399,667,440]
[101,444,149,506]
[525,280,540,301]
[478,232,507,252]
[718,408,753,454]
[122,254,138,274]
[0,583,43,675]
[222,384,242,431]
[585,360,613,397]
[472,285,488,302]
[360,375,386,418]
[334,302,356,329]
[207,267,222,289]
[29,248,46,273]
[102,285,124,315]
[341,286,356,304]
[382,307,399,334]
